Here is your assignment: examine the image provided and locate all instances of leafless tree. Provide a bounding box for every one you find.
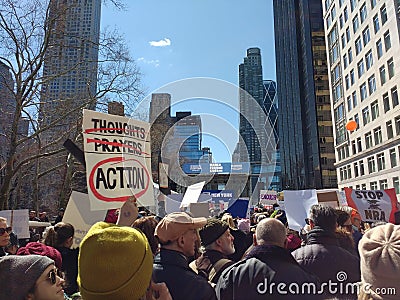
[0,0,144,210]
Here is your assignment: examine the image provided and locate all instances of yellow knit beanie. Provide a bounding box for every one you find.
[78,222,153,300]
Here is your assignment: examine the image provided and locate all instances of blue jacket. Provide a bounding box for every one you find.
[153,248,217,300]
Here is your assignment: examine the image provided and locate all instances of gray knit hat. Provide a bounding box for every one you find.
[0,254,54,300]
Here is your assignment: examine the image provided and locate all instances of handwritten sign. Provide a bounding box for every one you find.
[82,109,154,210]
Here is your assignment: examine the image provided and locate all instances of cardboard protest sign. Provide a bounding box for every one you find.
[0,209,29,239]
[63,191,107,248]
[82,109,154,210]
[344,187,398,223]
[284,190,318,231]
[259,190,277,205]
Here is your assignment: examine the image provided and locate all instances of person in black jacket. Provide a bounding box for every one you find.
[216,218,321,299]
[292,204,360,299]
[153,212,217,300]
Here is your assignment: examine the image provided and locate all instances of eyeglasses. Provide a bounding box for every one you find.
[305,218,310,225]
[47,269,58,285]
[0,227,12,236]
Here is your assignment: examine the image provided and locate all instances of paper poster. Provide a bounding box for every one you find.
[259,190,277,205]
[62,191,107,248]
[180,181,205,208]
[82,109,154,210]
[284,190,318,231]
[344,187,398,223]
[0,209,29,239]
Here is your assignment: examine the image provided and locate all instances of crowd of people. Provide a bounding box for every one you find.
[0,197,399,300]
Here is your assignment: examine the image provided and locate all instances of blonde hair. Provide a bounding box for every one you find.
[0,217,7,223]
[221,214,236,229]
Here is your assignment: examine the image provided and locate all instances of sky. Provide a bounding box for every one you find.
[101,0,276,162]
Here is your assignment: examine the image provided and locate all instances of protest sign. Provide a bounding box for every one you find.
[63,191,107,248]
[180,181,205,208]
[259,190,277,205]
[344,187,398,223]
[284,190,318,231]
[0,209,29,239]
[82,109,154,210]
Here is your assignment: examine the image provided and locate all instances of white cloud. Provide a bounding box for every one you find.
[149,38,171,47]
[137,57,160,67]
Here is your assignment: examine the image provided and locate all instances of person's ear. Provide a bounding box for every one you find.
[25,293,34,300]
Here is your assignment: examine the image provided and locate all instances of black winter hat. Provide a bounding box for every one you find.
[200,218,229,246]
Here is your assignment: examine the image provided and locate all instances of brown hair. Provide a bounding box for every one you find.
[132,216,159,255]
[44,222,74,248]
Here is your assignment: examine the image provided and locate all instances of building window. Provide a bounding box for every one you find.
[365,131,373,149]
[357,60,365,78]
[370,0,376,9]
[380,65,386,85]
[357,137,362,152]
[388,58,395,79]
[352,91,358,108]
[359,159,365,176]
[343,53,348,69]
[361,183,366,190]
[354,162,359,177]
[339,14,344,29]
[360,82,367,101]
[348,48,353,63]
[384,31,391,51]
[368,156,376,173]
[351,140,357,154]
[362,27,370,46]
[390,148,397,167]
[393,177,400,194]
[365,50,373,70]
[395,116,400,136]
[377,152,385,171]
[379,179,388,190]
[376,39,383,59]
[360,4,367,23]
[380,4,388,25]
[350,69,355,85]
[368,75,376,94]
[341,34,346,48]
[373,14,380,33]
[387,120,394,139]
[350,0,357,12]
[362,107,371,125]
[370,181,378,190]
[392,87,399,108]
[371,100,379,120]
[355,37,363,55]
[354,114,359,129]
[345,75,350,90]
[374,127,383,145]
[347,96,352,111]
[383,92,390,112]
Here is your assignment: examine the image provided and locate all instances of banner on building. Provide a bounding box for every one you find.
[344,187,398,223]
[82,109,154,210]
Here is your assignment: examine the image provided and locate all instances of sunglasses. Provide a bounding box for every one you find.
[0,227,12,236]
[47,269,59,285]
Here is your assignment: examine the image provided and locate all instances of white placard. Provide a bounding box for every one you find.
[180,181,205,208]
[0,209,29,239]
[284,190,318,231]
[82,109,154,210]
[62,191,108,248]
[260,190,278,205]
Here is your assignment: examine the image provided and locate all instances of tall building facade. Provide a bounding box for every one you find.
[238,48,277,201]
[323,0,400,199]
[38,0,101,207]
[263,80,281,191]
[273,0,337,190]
